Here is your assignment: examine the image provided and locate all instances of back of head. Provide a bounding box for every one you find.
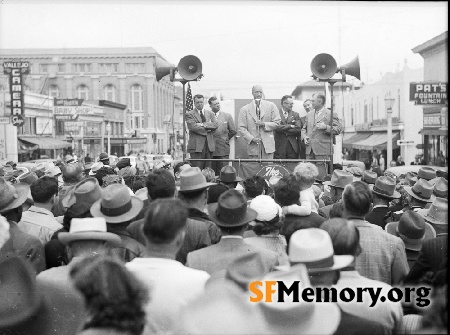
[174,161,191,177]
[243,175,266,199]
[146,169,176,200]
[30,176,58,203]
[274,175,300,207]
[143,198,188,244]
[62,163,82,183]
[342,181,373,217]
[320,218,361,257]
[293,162,318,189]
[207,184,229,204]
[201,167,216,183]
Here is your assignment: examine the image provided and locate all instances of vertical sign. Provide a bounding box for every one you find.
[3,61,30,127]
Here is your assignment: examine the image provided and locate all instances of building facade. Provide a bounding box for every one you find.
[0,47,178,155]
[335,63,424,166]
[412,31,448,166]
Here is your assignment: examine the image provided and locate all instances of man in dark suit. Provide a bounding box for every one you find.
[301,93,341,179]
[186,189,279,274]
[209,96,237,176]
[186,94,218,169]
[274,95,302,159]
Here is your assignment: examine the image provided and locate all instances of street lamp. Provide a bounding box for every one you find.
[385,97,395,166]
[105,122,112,156]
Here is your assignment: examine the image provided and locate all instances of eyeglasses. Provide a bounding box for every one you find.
[283,102,294,105]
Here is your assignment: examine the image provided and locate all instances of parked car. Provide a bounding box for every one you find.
[342,160,366,172]
[143,154,173,168]
[384,165,447,178]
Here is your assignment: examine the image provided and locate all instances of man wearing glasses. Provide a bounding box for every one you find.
[274,95,302,159]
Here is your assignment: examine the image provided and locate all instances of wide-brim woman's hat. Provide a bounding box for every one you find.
[217,165,243,183]
[417,197,448,226]
[403,178,435,203]
[58,217,121,247]
[258,264,341,335]
[288,228,354,272]
[0,178,30,214]
[323,170,354,189]
[208,189,257,227]
[90,184,143,223]
[178,167,215,193]
[372,176,401,199]
[385,210,436,251]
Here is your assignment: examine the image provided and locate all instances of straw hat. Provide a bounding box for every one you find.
[90,184,143,223]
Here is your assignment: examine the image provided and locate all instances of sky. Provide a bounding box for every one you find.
[0,1,447,99]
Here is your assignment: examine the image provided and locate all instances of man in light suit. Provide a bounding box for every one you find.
[186,94,218,169]
[301,93,341,179]
[297,99,313,159]
[209,96,237,176]
[274,95,302,159]
[238,85,281,159]
[186,189,279,274]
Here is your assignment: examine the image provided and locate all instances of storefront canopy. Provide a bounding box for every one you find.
[19,137,71,150]
[352,132,400,151]
[342,132,372,149]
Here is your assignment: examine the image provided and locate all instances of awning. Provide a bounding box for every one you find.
[419,128,448,136]
[352,132,400,151]
[18,137,71,150]
[342,132,372,149]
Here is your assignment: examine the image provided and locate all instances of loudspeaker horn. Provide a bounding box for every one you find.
[310,53,338,80]
[339,56,360,80]
[155,57,176,82]
[178,55,202,81]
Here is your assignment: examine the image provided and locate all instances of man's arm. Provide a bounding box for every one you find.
[324,112,341,135]
[186,111,208,135]
[238,107,255,143]
[391,239,409,285]
[285,113,303,134]
[204,111,219,131]
[301,117,308,140]
[263,103,281,131]
[227,114,237,140]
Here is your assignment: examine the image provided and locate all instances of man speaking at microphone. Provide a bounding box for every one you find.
[239,85,281,160]
[301,93,341,179]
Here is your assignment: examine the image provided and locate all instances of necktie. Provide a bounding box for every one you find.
[255,101,261,119]
[284,111,288,119]
[199,109,206,122]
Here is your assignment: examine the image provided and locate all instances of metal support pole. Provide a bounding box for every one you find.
[182,81,187,161]
[387,108,393,166]
[328,81,336,174]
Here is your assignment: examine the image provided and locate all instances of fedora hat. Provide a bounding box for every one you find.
[417,197,448,226]
[362,170,377,185]
[58,217,121,247]
[288,228,354,272]
[178,167,215,193]
[31,163,46,173]
[44,166,61,177]
[99,152,109,162]
[90,184,143,223]
[0,178,30,214]
[372,176,401,199]
[433,177,448,198]
[16,171,38,185]
[418,167,436,181]
[323,170,353,189]
[217,165,243,183]
[345,166,363,178]
[385,210,436,251]
[403,179,435,203]
[208,189,257,227]
[89,161,104,175]
[258,265,341,335]
[62,177,102,209]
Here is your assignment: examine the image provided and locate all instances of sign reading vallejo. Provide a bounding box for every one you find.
[410,82,447,105]
[54,98,93,115]
[3,61,30,127]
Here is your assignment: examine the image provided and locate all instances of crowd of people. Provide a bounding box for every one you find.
[0,151,447,335]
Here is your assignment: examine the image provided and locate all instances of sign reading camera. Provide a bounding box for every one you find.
[3,61,30,127]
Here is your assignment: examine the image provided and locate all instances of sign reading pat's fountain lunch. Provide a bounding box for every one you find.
[410,82,447,105]
[3,61,30,127]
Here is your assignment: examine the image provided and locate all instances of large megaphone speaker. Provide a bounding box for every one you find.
[339,56,360,80]
[310,53,338,80]
[155,57,176,82]
[178,55,202,81]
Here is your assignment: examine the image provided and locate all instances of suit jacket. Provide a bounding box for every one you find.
[238,100,281,155]
[301,107,341,156]
[404,234,448,284]
[280,213,326,245]
[212,111,237,157]
[297,115,307,158]
[334,308,387,335]
[365,206,390,229]
[186,109,218,153]
[186,237,279,274]
[274,109,302,157]
[351,219,409,285]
